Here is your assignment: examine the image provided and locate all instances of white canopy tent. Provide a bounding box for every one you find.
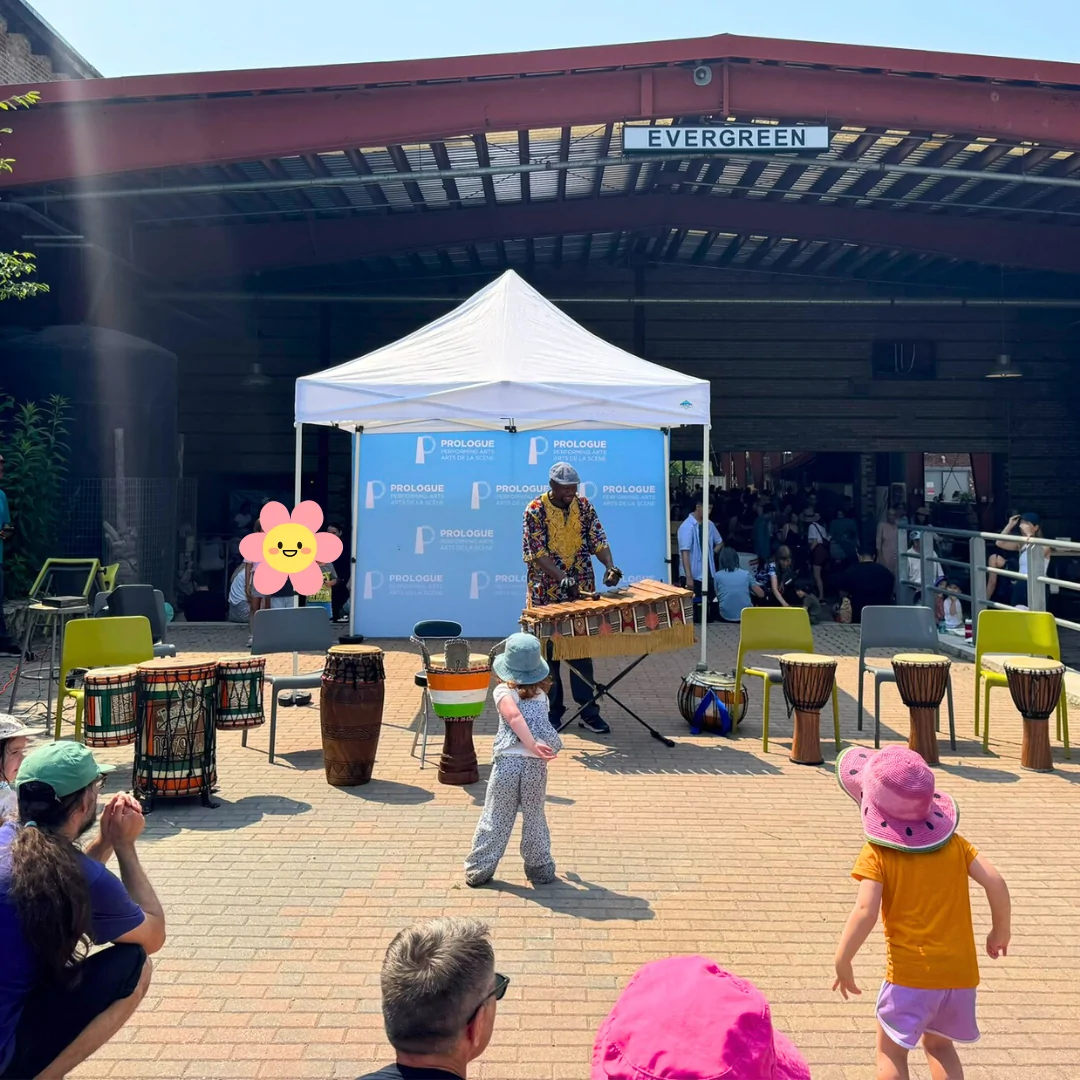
[293,270,713,660]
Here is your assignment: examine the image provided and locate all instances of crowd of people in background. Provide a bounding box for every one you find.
[674,479,1066,628]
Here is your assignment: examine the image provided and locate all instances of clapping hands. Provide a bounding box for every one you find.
[99,792,146,850]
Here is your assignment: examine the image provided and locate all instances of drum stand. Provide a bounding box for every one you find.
[556,656,676,748]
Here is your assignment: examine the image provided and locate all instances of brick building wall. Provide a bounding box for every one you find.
[0,15,64,83]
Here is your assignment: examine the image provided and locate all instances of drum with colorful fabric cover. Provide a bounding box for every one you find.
[134,658,218,810]
[215,655,266,730]
[677,669,748,734]
[83,666,139,747]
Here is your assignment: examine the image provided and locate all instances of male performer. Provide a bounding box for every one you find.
[677,498,723,622]
[522,462,621,734]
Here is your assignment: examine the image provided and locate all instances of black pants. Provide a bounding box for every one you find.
[331,581,350,621]
[692,578,720,623]
[0,944,147,1080]
[545,640,600,723]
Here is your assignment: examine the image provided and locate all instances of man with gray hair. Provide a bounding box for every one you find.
[356,918,507,1079]
[521,461,622,734]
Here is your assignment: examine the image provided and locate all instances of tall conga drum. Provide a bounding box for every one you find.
[779,653,837,766]
[1003,656,1064,772]
[83,666,139,747]
[320,645,385,786]
[134,658,218,810]
[891,653,951,766]
[427,651,490,786]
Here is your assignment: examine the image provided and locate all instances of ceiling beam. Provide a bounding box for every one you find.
[136,192,1080,281]
[9,59,1080,189]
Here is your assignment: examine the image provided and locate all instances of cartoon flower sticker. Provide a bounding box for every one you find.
[239,501,343,596]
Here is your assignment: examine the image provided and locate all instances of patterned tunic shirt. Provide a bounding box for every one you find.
[522,493,609,607]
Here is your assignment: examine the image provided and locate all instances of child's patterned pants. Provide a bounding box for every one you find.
[465,756,554,885]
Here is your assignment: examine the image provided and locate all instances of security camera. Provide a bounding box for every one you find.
[693,65,713,87]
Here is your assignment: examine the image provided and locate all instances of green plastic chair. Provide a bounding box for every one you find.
[974,609,1069,758]
[734,606,841,754]
[54,616,154,741]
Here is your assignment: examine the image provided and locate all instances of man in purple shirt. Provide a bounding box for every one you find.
[0,742,166,1080]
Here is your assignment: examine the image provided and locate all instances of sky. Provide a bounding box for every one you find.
[25,0,1080,78]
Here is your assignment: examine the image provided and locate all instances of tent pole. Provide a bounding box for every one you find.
[663,429,672,583]
[293,423,302,675]
[349,429,360,638]
[700,424,710,667]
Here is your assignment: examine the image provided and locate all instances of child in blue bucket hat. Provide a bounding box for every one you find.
[465,633,562,887]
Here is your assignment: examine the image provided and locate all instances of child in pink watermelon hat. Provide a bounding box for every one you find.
[591,955,810,1080]
[832,744,1012,1080]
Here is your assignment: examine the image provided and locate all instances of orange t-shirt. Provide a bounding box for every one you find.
[852,833,980,990]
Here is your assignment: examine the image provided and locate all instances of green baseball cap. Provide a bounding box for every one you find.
[16,741,116,797]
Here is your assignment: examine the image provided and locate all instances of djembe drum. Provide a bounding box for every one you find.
[891,653,951,766]
[320,645,385,787]
[83,665,139,747]
[779,653,837,766]
[427,639,490,785]
[215,655,266,730]
[1003,656,1064,772]
[677,669,748,734]
[134,658,218,810]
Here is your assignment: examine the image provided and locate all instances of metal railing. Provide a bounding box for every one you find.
[896,524,1080,645]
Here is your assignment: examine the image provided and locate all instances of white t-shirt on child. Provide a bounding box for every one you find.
[942,595,964,629]
[492,684,560,758]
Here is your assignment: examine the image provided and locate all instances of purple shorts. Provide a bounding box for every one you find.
[876,982,980,1051]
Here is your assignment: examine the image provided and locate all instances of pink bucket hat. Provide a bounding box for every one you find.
[836,744,958,853]
[591,956,810,1080]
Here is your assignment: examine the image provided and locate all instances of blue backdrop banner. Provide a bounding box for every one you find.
[355,430,668,637]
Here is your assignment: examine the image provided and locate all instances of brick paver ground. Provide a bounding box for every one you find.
[3,621,1078,1080]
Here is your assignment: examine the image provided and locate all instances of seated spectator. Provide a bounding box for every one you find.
[714,545,764,622]
[0,715,34,821]
[942,580,965,629]
[767,546,799,607]
[0,743,165,1080]
[357,917,504,1080]
[592,955,809,1080]
[834,552,895,623]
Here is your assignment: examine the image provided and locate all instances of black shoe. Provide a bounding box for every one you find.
[278,691,296,707]
[294,690,312,707]
[578,716,610,734]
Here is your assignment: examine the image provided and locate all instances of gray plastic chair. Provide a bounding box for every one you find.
[101,584,177,658]
[858,605,955,750]
[244,606,333,764]
[410,619,463,768]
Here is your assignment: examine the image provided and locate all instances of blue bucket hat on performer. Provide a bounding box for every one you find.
[549,461,580,485]
[493,633,550,686]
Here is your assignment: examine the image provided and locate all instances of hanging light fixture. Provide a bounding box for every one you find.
[986,266,1022,379]
[242,362,270,388]
[986,352,1021,379]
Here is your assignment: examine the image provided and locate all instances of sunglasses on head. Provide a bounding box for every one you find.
[467,973,510,1025]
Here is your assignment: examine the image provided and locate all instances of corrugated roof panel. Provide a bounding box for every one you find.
[360,149,417,209]
[314,151,375,206]
[503,238,528,263]
[396,145,450,207]
[440,138,486,206]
